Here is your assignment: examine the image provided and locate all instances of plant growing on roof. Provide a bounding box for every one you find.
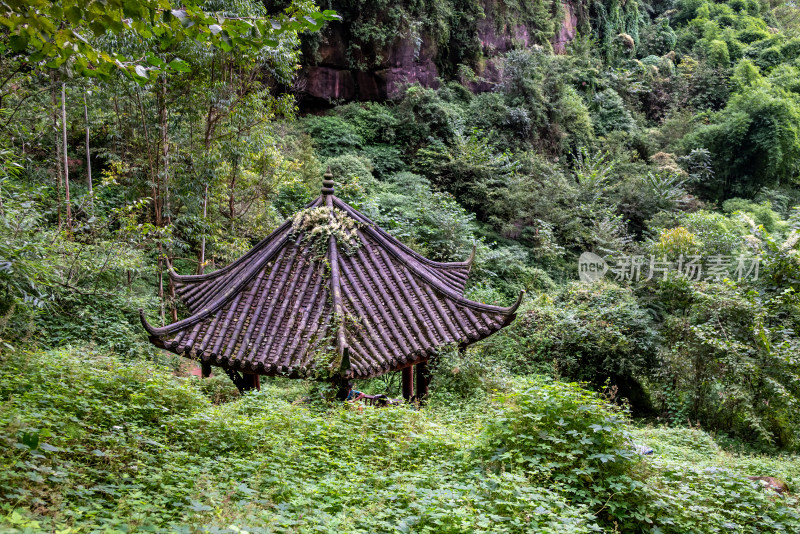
[291,206,362,260]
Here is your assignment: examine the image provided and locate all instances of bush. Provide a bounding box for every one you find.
[681,82,800,199]
[323,154,377,208]
[722,198,785,233]
[647,211,747,257]
[301,115,364,159]
[427,344,511,403]
[0,347,601,533]
[471,243,556,300]
[519,282,658,407]
[592,88,637,136]
[484,379,643,527]
[649,276,800,448]
[363,172,476,262]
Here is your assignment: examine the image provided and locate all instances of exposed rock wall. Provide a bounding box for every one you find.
[553,2,578,53]
[300,1,579,105]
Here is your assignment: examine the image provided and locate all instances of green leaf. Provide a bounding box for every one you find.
[146,55,165,67]
[9,34,28,52]
[188,500,212,512]
[168,58,190,72]
[65,6,83,25]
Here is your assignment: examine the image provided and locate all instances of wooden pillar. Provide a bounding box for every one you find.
[243,373,259,392]
[401,366,414,401]
[336,379,351,401]
[415,361,429,401]
[201,362,211,378]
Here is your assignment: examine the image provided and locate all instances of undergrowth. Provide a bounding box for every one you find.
[0,348,798,533]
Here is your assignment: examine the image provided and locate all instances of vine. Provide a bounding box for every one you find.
[291,206,362,260]
[306,311,363,380]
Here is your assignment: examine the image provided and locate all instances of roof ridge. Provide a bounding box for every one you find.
[325,194,351,378]
[332,197,475,270]
[359,224,523,315]
[168,197,323,283]
[140,230,294,337]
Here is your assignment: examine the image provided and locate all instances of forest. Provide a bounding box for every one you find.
[2,0,800,531]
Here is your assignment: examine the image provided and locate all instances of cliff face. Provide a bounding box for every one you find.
[299,1,579,105]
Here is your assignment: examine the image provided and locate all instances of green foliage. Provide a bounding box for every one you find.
[291,205,361,258]
[0,0,337,82]
[648,275,800,448]
[471,243,557,299]
[520,282,657,396]
[485,378,645,527]
[5,1,800,530]
[590,0,643,62]
[640,17,678,56]
[301,115,364,159]
[6,348,800,533]
[363,172,476,261]
[0,183,53,317]
[323,154,376,207]
[478,282,657,412]
[723,198,785,233]
[0,348,602,533]
[427,344,511,402]
[646,209,748,257]
[592,88,637,136]
[682,79,800,199]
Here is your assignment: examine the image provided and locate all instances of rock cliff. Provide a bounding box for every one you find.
[299,0,579,105]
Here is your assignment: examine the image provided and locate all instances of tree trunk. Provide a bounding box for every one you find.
[199,93,216,275]
[199,183,208,274]
[159,76,177,322]
[61,82,72,231]
[51,82,62,230]
[83,89,92,211]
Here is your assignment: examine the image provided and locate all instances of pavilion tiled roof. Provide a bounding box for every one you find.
[140,174,522,380]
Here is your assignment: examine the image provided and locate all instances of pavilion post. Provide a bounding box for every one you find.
[401,366,414,401]
[201,362,211,378]
[415,361,429,400]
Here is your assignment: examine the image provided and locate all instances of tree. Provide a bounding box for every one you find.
[0,0,337,88]
[682,84,800,199]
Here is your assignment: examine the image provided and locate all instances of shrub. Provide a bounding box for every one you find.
[681,83,800,199]
[323,154,377,208]
[427,344,512,403]
[301,115,364,159]
[480,281,658,411]
[651,226,704,256]
[592,88,637,135]
[336,102,398,145]
[471,243,556,300]
[650,277,800,448]
[484,379,643,527]
[722,198,785,233]
[362,172,476,262]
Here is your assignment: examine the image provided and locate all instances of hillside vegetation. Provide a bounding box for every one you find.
[2,0,800,531]
[2,348,800,533]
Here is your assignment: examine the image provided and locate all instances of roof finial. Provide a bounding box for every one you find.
[321,167,334,196]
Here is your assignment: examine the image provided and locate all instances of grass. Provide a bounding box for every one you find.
[0,348,798,533]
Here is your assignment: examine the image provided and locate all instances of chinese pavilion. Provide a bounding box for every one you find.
[140,171,522,399]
